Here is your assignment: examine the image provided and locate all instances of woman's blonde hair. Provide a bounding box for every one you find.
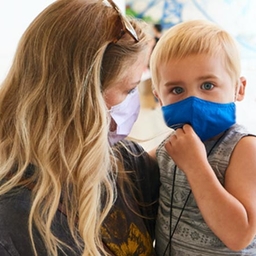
[150,19,241,91]
[0,0,151,255]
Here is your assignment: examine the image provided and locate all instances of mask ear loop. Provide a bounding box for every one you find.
[234,81,239,101]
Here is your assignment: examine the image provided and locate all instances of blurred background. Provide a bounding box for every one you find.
[1,0,256,151]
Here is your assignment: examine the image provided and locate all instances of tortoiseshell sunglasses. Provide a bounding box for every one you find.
[104,0,139,43]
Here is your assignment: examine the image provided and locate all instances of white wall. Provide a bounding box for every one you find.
[0,1,56,82]
[0,0,125,83]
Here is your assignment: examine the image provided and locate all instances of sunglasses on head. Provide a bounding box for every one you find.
[103,0,139,43]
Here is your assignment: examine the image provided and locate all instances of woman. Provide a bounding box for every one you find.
[0,0,159,255]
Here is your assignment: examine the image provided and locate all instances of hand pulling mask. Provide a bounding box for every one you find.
[108,88,140,145]
[162,96,236,141]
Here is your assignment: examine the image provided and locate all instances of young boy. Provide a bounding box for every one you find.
[150,20,256,255]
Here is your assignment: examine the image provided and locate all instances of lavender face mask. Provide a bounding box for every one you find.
[108,88,140,146]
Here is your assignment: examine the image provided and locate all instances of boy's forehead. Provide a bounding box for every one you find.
[156,53,238,88]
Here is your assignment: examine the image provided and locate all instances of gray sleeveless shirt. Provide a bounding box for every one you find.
[155,124,256,255]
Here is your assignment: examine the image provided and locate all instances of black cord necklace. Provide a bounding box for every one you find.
[163,130,228,256]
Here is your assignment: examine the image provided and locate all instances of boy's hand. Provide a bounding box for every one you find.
[165,124,208,173]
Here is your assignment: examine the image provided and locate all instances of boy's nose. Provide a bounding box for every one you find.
[183,90,201,99]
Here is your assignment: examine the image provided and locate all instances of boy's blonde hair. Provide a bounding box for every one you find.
[150,19,241,91]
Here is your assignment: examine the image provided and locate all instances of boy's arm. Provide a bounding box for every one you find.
[165,125,256,251]
[221,136,256,249]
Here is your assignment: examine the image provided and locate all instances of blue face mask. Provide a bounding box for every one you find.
[162,96,236,141]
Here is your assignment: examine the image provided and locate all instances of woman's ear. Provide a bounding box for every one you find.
[235,76,246,102]
[152,89,163,106]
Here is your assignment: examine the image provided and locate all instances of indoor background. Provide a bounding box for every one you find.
[1,0,256,151]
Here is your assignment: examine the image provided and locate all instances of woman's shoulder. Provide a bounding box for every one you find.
[114,139,159,181]
[0,187,41,255]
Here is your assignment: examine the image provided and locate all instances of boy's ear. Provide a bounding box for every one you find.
[152,89,163,106]
[236,76,246,102]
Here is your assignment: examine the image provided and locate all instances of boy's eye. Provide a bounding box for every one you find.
[201,82,214,90]
[172,87,184,95]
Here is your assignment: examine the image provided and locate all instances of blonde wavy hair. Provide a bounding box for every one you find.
[150,19,241,92]
[0,0,151,255]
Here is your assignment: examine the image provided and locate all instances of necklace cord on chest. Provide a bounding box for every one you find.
[163,130,228,256]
